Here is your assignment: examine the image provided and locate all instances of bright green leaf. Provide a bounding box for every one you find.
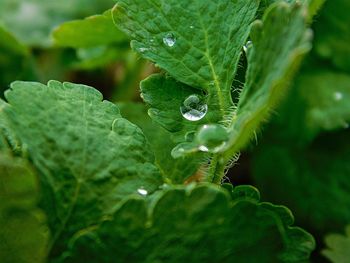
[53,10,127,48]
[65,184,315,262]
[113,0,260,116]
[1,81,163,258]
[0,153,48,263]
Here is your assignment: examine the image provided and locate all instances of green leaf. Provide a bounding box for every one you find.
[314,0,350,72]
[65,184,315,262]
[252,129,350,235]
[0,153,48,263]
[113,0,260,116]
[322,225,350,263]
[119,102,203,183]
[293,70,350,136]
[53,10,127,48]
[1,81,163,258]
[0,0,114,46]
[0,26,28,91]
[140,74,219,135]
[225,2,312,156]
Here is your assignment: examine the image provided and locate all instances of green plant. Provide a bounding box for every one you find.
[1,0,350,262]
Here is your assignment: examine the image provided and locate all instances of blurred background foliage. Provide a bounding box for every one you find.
[0,0,349,262]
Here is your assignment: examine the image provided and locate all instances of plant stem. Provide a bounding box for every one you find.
[207,155,226,184]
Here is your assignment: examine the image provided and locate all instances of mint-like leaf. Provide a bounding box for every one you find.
[65,184,315,262]
[119,102,203,183]
[225,2,312,155]
[113,0,260,117]
[1,81,163,258]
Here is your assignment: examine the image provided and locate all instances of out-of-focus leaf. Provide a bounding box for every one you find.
[1,81,163,258]
[252,130,350,234]
[65,184,315,263]
[314,0,350,72]
[0,0,114,46]
[53,10,127,48]
[0,153,48,263]
[322,225,350,263]
[0,26,29,91]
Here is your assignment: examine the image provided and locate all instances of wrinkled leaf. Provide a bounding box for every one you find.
[1,81,163,258]
[114,0,260,118]
[65,184,315,263]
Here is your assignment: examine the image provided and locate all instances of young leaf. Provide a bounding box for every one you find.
[65,184,315,262]
[322,225,350,263]
[140,74,219,136]
[0,153,48,263]
[113,0,260,115]
[1,81,163,257]
[224,2,312,156]
[53,10,127,48]
[119,102,203,183]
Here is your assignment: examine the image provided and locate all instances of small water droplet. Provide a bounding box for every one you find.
[334,92,343,101]
[137,187,148,196]
[180,94,208,121]
[196,124,229,153]
[190,25,194,29]
[163,33,176,47]
[243,40,253,54]
[138,47,148,53]
[198,145,209,152]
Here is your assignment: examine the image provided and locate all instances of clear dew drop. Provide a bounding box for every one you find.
[334,92,343,101]
[180,94,208,121]
[196,124,229,153]
[138,47,148,53]
[243,40,253,54]
[163,33,176,47]
[137,187,148,196]
[190,25,194,29]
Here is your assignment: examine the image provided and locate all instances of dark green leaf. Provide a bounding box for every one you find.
[66,184,315,263]
[0,153,48,263]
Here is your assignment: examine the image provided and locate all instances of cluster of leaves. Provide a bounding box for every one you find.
[0,0,349,262]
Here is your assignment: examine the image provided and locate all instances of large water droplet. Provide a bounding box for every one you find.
[180,94,208,121]
[196,124,229,153]
[334,92,343,101]
[137,187,148,196]
[243,40,253,54]
[163,33,176,47]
